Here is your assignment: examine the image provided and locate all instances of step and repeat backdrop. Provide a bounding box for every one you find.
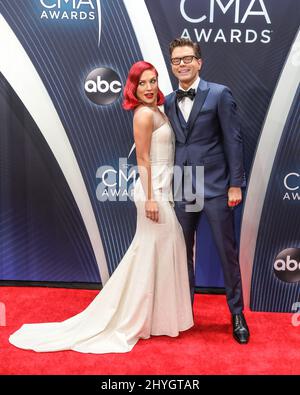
[0,0,299,311]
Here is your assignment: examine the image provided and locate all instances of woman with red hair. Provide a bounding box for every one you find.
[123,61,166,223]
[122,60,165,110]
[9,61,193,355]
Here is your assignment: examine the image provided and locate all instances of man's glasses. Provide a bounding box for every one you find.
[171,55,198,65]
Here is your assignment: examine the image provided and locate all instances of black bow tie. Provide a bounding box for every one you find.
[176,88,196,102]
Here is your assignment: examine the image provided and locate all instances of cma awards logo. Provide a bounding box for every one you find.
[180,0,272,44]
[283,172,300,201]
[39,0,101,44]
[84,67,122,105]
[96,158,137,201]
[274,248,300,283]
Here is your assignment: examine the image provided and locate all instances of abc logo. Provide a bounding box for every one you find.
[273,248,300,283]
[85,67,122,105]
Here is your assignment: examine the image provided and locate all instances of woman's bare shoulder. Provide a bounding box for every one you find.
[133,106,154,126]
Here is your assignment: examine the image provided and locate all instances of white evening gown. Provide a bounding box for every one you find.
[9,121,194,354]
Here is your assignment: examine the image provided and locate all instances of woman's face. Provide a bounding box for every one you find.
[136,69,158,106]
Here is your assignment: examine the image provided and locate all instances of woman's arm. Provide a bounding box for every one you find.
[133,108,159,222]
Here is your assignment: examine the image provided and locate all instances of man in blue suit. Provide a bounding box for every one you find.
[164,38,250,344]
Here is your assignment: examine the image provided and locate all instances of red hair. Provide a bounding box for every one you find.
[122,61,165,111]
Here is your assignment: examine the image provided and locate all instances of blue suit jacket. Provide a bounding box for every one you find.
[164,78,244,200]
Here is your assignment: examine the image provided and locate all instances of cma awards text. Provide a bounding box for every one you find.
[283,173,300,201]
[180,0,273,44]
[40,0,97,20]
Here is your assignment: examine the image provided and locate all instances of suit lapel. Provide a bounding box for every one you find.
[187,79,210,132]
[168,92,187,143]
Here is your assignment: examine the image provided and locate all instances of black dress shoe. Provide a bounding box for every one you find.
[232,313,250,344]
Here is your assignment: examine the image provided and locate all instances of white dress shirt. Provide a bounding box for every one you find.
[178,76,200,122]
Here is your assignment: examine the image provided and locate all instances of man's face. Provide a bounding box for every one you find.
[171,45,202,86]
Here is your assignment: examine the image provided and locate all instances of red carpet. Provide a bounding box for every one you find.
[0,286,299,375]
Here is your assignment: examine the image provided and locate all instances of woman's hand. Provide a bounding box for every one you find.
[145,200,159,222]
[228,187,242,207]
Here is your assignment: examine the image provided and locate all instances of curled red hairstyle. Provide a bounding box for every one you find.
[122,61,164,111]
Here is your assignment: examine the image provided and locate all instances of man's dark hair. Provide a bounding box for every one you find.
[169,38,202,59]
